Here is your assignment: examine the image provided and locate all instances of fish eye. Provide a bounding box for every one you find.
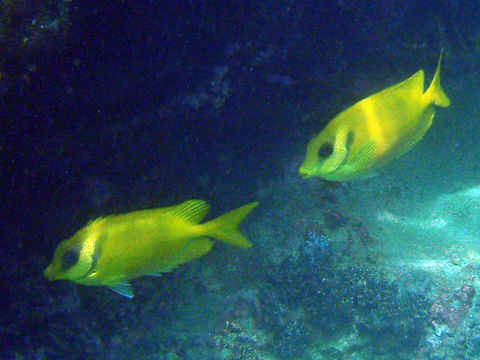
[318,143,333,158]
[61,250,79,270]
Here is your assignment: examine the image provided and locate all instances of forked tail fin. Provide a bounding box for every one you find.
[202,202,259,248]
[425,49,450,107]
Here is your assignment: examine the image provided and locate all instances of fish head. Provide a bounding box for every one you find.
[299,131,340,179]
[44,223,100,283]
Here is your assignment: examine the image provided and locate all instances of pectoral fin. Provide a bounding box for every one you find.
[350,140,377,167]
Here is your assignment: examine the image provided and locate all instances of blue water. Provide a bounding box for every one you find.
[2,1,480,359]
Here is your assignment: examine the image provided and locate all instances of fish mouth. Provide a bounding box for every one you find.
[43,266,57,281]
[298,166,313,179]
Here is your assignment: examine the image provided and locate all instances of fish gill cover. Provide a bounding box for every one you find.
[2,0,480,359]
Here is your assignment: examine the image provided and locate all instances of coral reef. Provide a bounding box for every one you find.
[419,285,477,359]
[6,2,480,359]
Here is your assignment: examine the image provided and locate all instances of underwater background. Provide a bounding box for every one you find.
[2,0,480,359]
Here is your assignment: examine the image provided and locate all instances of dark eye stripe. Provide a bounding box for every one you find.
[318,143,333,158]
[61,250,79,270]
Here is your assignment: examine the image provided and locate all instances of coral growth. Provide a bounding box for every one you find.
[429,285,476,337]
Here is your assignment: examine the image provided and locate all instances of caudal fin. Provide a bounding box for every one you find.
[425,49,450,107]
[203,202,259,248]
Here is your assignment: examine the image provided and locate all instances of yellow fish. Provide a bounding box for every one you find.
[44,200,258,298]
[299,52,450,181]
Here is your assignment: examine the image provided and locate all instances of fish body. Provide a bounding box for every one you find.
[44,200,258,297]
[299,52,450,181]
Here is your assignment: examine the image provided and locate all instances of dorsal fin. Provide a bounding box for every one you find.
[403,69,424,93]
[86,216,109,230]
[167,200,211,224]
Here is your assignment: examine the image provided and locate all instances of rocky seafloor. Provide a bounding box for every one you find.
[6,154,480,360]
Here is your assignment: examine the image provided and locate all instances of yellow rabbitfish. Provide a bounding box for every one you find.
[299,52,450,181]
[44,200,258,298]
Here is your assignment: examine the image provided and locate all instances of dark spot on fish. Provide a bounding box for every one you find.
[61,249,79,270]
[318,142,333,158]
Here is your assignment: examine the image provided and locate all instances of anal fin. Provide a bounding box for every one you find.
[149,264,177,275]
[148,273,163,277]
[395,107,435,159]
[108,283,134,298]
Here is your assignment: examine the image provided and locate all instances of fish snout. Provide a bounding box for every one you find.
[43,266,56,280]
[299,166,312,179]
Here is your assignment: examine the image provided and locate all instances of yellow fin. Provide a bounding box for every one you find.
[425,50,450,107]
[202,202,259,248]
[108,283,134,298]
[86,216,108,229]
[350,140,377,167]
[172,237,215,264]
[403,70,425,93]
[167,200,211,224]
[150,264,177,274]
[397,107,436,157]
